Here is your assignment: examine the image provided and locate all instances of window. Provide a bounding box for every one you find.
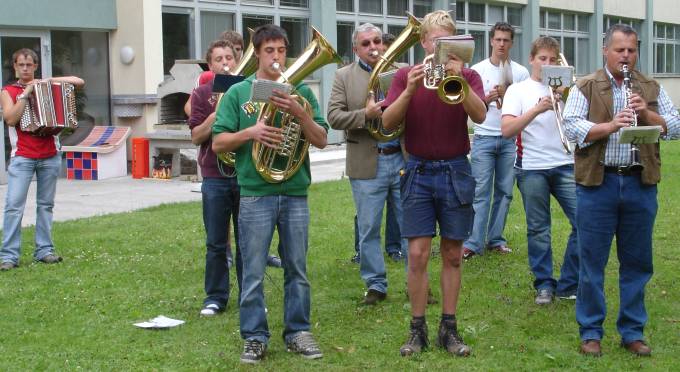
[280,0,307,7]
[336,0,353,12]
[388,0,408,16]
[387,25,408,63]
[51,30,111,126]
[653,22,680,74]
[337,22,354,66]
[281,17,309,59]
[454,2,524,66]
[242,14,274,49]
[162,10,192,75]
[200,12,234,55]
[243,0,273,5]
[541,10,590,75]
[359,0,381,14]
[413,0,433,18]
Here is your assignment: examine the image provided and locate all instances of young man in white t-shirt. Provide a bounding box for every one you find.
[500,36,579,305]
[464,22,529,259]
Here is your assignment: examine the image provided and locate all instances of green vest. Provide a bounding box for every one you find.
[573,68,661,186]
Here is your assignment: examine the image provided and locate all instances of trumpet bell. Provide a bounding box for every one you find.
[437,75,468,105]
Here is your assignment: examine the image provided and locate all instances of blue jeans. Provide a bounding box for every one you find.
[201,177,241,310]
[238,195,311,344]
[353,197,402,256]
[515,165,579,295]
[350,152,406,294]
[575,173,656,344]
[1,154,61,264]
[465,135,515,254]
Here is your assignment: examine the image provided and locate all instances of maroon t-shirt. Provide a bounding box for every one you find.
[188,81,233,178]
[382,66,484,160]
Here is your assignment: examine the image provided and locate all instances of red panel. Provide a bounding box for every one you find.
[67,169,74,179]
[82,152,91,160]
[51,83,65,125]
[74,159,82,169]
[66,152,74,159]
[83,170,92,180]
[91,159,98,170]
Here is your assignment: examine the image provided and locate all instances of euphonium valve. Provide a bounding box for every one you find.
[422,54,469,105]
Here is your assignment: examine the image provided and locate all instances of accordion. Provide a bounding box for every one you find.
[20,81,78,134]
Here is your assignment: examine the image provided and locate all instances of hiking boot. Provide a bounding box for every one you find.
[535,288,554,305]
[437,319,471,356]
[0,262,18,271]
[400,319,429,356]
[363,289,386,305]
[39,254,63,264]
[240,339,266,364]
[286,331,323,359]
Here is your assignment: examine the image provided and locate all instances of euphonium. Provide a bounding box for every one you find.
[217,28,258,167]
[252,27,342,183]
[422,39,471,105]
[365,12,421,141]
[622,64,644,171]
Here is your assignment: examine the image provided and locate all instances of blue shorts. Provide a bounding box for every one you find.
[400,155,475,240]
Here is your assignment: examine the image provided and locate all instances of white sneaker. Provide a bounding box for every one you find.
[200,304,221,316]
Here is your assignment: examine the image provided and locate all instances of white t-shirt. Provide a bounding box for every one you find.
[471,58,530,136]
[502,78,574,170]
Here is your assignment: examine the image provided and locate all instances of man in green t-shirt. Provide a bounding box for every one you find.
[212,24,328,364]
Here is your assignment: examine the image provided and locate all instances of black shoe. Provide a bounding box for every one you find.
[286,331,323,359]
[0,261,18,271]
[350,253,360,264]
[363,288,386,305]
[388,251,405,262]
[266,255,282,268]
[39,254,63,264]
[437,319,471,357]
[240,339,267,364]
[400,319,429,356]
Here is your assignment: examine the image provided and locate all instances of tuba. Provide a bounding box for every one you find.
[365,12,421,141]
[216,28,259,167]
[422,36,474,105]
[252,27,342,183]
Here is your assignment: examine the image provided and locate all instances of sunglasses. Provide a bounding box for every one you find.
[360,38,382,48]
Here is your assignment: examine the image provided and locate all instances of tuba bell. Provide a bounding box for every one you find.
[365,12,421,141]
[217,28,259,167]
[252,27,342,183]
[422,36,474,105]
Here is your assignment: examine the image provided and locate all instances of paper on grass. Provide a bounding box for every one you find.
[134,315,185,329]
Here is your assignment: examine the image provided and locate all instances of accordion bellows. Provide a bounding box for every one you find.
[20,81,78,134]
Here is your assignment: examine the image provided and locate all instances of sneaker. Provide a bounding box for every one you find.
[350,253,360,264]
[363,288,387,305]
[266,255,282,268]
[388,251,405,262]
[199,304,221,316]
[437,319,471,356]
[462,248,476,260]
[240,339,267,364]
[286,331,323,359]
[38,254,63,264]
[0,262,18,271]
[488,244,512,254]
[535,289,554,305]
[400,319,429,356]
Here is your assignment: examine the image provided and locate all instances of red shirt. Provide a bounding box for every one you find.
[3,83,57,159]
[382,66,485,160]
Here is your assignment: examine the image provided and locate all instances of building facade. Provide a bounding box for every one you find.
[1,0,679,182]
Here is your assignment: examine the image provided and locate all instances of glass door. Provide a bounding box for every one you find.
[0,30,50,183]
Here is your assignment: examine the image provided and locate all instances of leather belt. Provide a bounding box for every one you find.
[604,166,641,176]
[377,146,401,155]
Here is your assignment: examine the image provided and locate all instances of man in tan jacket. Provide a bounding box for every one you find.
[327,23,406,305]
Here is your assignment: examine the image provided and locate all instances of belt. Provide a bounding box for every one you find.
[604,166,641,176]
[377,146,401,155]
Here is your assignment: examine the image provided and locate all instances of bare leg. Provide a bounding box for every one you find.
[440,238,463,315]
[407,236,432,316]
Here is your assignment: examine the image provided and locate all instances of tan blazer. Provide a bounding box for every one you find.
[327,62,403,179]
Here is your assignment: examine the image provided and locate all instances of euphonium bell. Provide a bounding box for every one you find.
[422,54,469,105]
[251,27,342,183]
[365,12,421,141]
[217,28,259,167]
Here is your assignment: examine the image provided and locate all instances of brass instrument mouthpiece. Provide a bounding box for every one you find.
[370,50,379,57]
[272,62,281,70]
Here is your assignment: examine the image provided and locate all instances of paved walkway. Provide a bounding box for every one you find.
[0,146,346,227]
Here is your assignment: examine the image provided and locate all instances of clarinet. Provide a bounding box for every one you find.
[622,64,644,171]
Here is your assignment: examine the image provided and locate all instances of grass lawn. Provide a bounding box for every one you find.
[2,142,680,371]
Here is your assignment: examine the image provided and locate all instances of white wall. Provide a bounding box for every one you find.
[603,0,646,19]
[540,0,593,13]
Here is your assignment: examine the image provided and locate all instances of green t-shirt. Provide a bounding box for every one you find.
[212,75,329,196]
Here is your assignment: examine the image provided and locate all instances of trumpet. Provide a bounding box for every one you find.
[422,37,474,105]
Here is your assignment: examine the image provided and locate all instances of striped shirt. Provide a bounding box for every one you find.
[563,67,680,166]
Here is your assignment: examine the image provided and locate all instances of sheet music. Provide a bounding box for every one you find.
[434,34,475,64]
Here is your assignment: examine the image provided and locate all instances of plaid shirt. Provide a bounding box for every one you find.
[563,67,680,166]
